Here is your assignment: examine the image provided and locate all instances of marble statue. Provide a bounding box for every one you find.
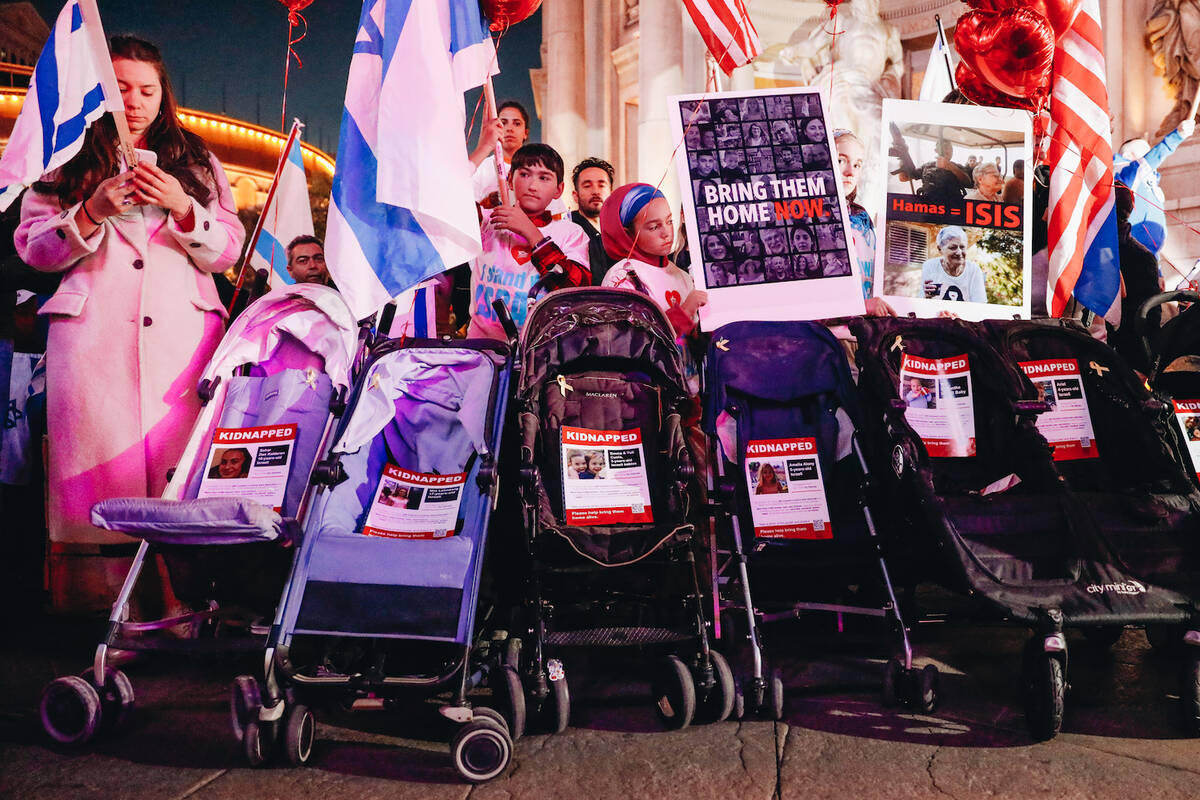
[775,0,904,217]
[1149,0,1200,138]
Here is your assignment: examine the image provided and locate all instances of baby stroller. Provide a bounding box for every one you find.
[233,321,518,782]
[853,316,1198,739]
[987,317,1200,733]
[38,284,359,746]
[507,287,731,731]
[702,320,933,718]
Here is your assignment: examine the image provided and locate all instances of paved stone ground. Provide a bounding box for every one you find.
[1,613,1198,800]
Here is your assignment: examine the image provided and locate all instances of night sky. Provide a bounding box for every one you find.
[26,0,544,156]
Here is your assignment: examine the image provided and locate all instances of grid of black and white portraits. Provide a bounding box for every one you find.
[679,93,850,289]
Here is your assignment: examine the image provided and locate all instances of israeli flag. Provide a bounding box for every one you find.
[326,0,497,321]
[0,0,123,210]
[249,121,315,287]
[918,23,954,103]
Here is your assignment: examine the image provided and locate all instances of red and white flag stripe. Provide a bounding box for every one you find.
[1046,0,1121,322]
[681,0,761,75]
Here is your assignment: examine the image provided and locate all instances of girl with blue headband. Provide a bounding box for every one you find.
[598,183,708,339]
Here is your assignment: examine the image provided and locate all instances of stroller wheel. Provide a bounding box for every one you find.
[492,665,526,740]
[450,715,512,783]
[652,655,696,730]
[1182,653,1200,735]
[766,668,785,721]
[504,636,522,669]
[229,675,261,743]
[697,651,735,723]
[1083,626,1124,650]
[82,667,135,732]
[916,664,940,714]
[40,675,103,746]
[242,718,273,767]
[540,663,570,735]
[283,704,316,766]
[881,659,903,708]
[1023,653,1065,741]
[731,679,746,720]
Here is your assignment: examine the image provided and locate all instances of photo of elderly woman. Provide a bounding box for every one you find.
[922,225,987,303]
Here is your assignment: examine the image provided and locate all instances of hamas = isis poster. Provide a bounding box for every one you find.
[669,88,866,330]
[877,99,1032,320]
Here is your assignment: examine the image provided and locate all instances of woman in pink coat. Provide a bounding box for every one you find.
[15,36,245,614]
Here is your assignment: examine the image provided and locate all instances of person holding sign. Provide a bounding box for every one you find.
[921,226,986,304]
[600,183,708,392]
[833,128,894,316]
[15,36,245,612]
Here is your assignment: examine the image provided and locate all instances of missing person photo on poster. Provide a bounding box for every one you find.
[670,88,866,330]
[876,100,1032,320]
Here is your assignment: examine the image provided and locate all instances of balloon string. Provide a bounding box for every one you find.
[824,6,841,111]
[281,11,308,133]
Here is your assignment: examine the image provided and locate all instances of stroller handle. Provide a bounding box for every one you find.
[1136,290,1200,376]
[492,299,520,346]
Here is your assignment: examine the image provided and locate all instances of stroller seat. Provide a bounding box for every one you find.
[281,343,505,641]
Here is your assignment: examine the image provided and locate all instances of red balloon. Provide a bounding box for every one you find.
[276,0,314,12]
[954,8,1055,100]
[481,0,542,31]
[954,61,1038,111]
[962,0,1081,39]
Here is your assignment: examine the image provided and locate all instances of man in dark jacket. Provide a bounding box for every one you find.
[569,157,617,284]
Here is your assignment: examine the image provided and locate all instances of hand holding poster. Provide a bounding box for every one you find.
[669,89,866,330]
[362,465,466,539]
[561,427,653,525]
[1018,359,1099,460]
[877,100,1032,320]
[196,425,296,511]
[899,354,976,457]
[745,438,832,540]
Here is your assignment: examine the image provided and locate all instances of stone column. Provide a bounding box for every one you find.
[637,0,684,210]
[583,0,611,160]
[543,0,587,177]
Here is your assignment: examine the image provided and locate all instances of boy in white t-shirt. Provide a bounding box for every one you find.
[468,143,591,340]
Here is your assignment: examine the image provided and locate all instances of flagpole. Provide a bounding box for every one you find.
[934,15,956,93]
[228,119,305,314]
[483,76,511,206]
[76,0,136,164]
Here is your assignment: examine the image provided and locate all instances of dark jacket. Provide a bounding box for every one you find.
[571,210,615,286]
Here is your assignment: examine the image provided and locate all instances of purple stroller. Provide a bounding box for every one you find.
[38,283,360,746]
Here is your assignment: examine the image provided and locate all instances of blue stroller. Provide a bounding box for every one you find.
[39,284,359,746]
[703,321,931,718]
[234,326,518,782]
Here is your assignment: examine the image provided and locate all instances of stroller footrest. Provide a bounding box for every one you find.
[544,626,692,647]
[91,497,284,545]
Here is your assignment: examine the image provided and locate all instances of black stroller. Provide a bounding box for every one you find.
[702,320,934,717]
[507,287,732,730]
[854,316,1200,739]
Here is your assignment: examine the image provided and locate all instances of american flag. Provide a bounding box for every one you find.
[1046,0,1121,322]
[681,0,760,75]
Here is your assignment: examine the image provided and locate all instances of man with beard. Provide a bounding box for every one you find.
[570,158,616,284]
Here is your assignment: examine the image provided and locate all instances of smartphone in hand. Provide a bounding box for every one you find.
[133,148,157,168]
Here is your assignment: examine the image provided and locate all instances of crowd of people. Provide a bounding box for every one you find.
[1,30,1196,617]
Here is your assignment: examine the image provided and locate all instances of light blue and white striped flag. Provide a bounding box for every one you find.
[0,0,123,211]
[918,22,954,102]
[326,0,497,322]
[250,120,315,287]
